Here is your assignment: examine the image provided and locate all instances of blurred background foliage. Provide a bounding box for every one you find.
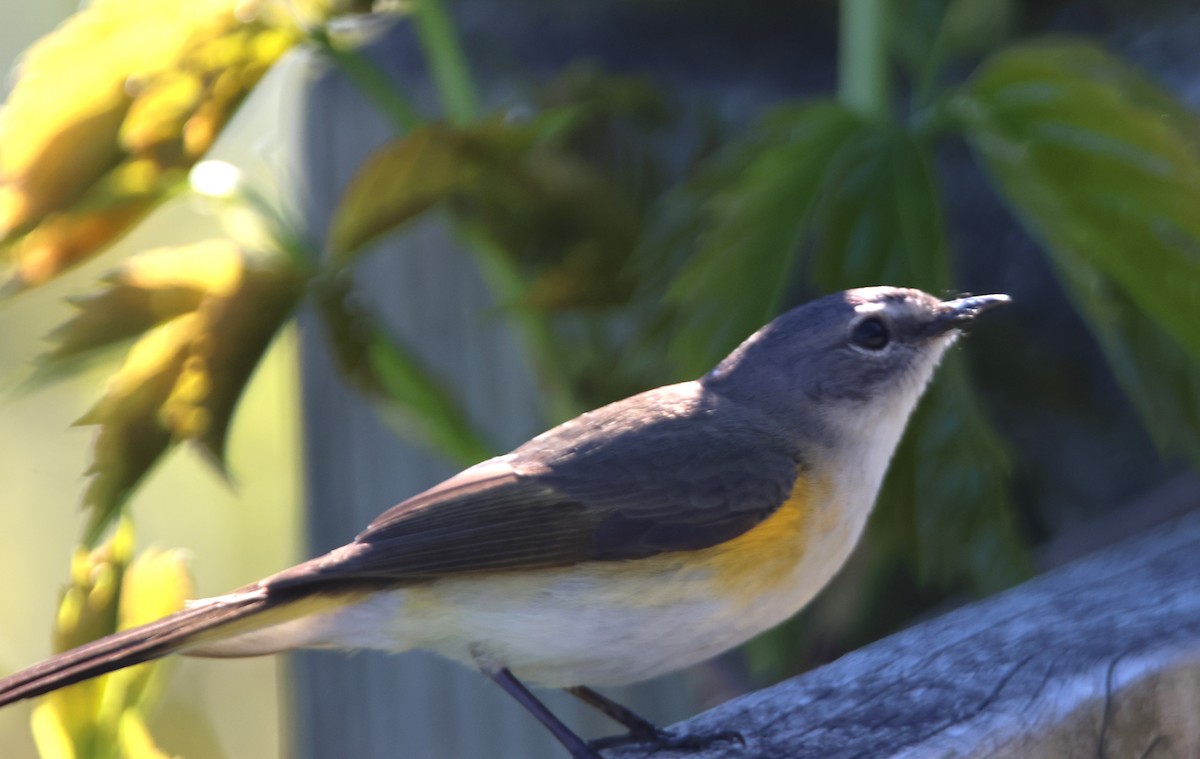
[2,0,1200,756]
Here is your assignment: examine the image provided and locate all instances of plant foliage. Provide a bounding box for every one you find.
[4,0,1200,754]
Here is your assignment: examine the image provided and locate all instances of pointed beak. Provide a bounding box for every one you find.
[926,293,1011,336]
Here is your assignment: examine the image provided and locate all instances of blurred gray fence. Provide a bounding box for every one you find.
[286,20,695,759]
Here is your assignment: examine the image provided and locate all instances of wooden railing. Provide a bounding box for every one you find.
[612,510,1200,758]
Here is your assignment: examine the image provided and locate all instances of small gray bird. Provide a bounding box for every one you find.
[0,286,1009,758]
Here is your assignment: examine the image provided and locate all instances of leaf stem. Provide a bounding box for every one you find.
[412,0,480,124]
[456,221,584,423]
[838,0,891,120]
[306,26,422,132]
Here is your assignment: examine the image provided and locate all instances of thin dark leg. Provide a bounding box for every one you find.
[482,666,599,759]
[567,685,746,754]
[565,685,660,740]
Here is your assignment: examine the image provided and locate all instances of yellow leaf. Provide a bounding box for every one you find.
[120,239,245,295]
[176,252,305,464]
[120,72,205,154]
[1,0,314,289]
[114,546,192,708]
[119,548,192,631]
[119,710,177,759]
[35,522,138,758]
[0,9,132,235]
[6,201,155,293]
[31,699,78,759]
[54,521,134,653]
[60,243,305,540]
[30,240,233,376]
[34,523,189,759]
[79,315,200,544]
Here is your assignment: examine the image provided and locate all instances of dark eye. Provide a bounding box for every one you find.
[851,316,890,351]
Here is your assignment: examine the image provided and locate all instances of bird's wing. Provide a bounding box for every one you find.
[267,388,800,588]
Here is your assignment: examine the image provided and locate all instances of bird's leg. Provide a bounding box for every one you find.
[481,666,599,759]
[567,685,744,753]
[565,685,662,742]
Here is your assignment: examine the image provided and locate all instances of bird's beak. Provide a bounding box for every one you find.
[926,293,1011,336]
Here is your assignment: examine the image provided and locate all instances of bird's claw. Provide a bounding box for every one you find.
[588,726,745,753]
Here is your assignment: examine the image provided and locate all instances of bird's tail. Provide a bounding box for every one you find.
[0,586,303,708]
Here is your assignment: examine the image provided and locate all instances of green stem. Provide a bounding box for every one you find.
[456,221,583,423]
[838,0,891,120]
[413,0,480,124]
[309,17,571,423]
[307,26,422,132]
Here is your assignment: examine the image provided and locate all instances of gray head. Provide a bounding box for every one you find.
[702,286,1009,443]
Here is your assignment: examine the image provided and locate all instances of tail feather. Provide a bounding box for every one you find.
[0,589,276,708]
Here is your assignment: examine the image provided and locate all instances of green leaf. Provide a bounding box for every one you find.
[411,0,479,124]
[325,122,533,264]
[766,115,1027,591]
[1056,258,1200,467]
[462,149,644,313]
[877,354,1031,591]
[940,0,1016,58]
[665,101,866,375]
[328,117,644,313]
[956,39,1200,366]
[315,274,494,466]
[809,123,951,291]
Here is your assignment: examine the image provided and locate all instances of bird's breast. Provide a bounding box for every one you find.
[375,467,871,687]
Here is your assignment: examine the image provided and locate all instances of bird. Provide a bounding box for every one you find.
[0,286,1009,758]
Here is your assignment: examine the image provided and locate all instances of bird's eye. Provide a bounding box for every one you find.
[851,316,890,351]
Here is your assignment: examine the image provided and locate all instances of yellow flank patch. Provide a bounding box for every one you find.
[562,472,831,611]
[690,473,825,603]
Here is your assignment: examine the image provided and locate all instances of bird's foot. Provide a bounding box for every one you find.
[588,725,745,753]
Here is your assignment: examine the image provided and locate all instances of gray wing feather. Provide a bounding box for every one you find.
[267,385,800,589]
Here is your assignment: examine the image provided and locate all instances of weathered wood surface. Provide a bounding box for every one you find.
[611,509,1200,758]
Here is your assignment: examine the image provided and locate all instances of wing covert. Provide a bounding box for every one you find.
[266,385,801,589]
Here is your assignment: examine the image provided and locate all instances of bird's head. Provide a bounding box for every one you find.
[703,286,1010,444]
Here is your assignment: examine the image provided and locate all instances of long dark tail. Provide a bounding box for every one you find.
[0,589,281,707]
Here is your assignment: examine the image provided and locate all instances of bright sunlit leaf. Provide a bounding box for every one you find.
[115,545,192,710]
[119,711,175,759]
[120,547,192,631]
[1,159,178,294]
[79,315,200,544]
[38,242,242,371]
[176,248,306,466]
[0,0,314,291]
[33,520,191,759]
[65,241,305,544]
